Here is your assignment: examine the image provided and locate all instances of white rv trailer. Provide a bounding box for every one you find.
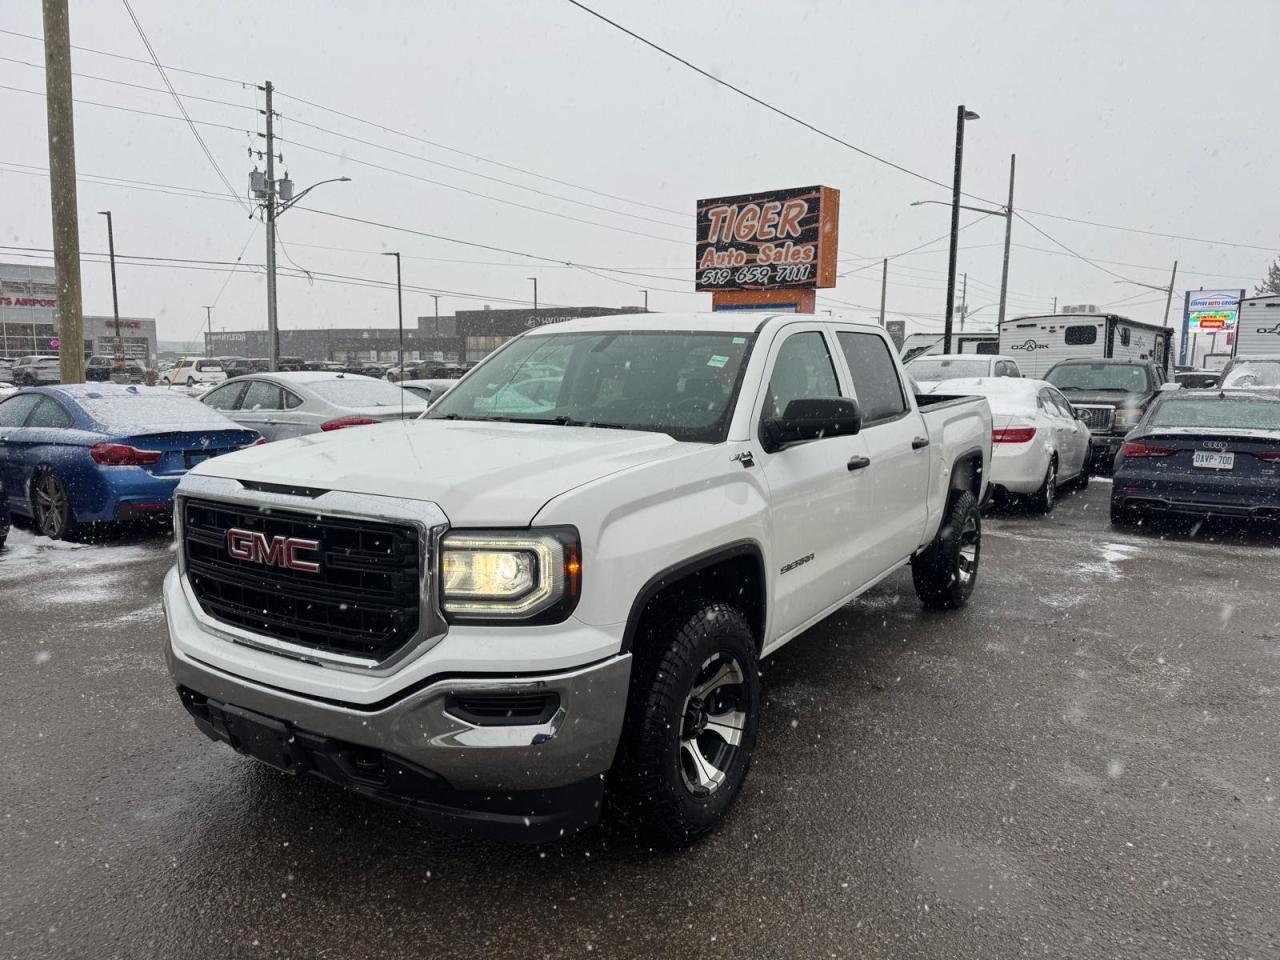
[997,313,1173,379]
[1232,295,1280,358]
[899,332,998,363]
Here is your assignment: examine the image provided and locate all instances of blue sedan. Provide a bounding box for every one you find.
[0,384,260,539]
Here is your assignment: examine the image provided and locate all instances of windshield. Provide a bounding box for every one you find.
[307,377,427,409]
[906,357,989,380]
[1046,363,1151,393]
[1150,397,1280,431]
[1221,360,1280,388]
[427,330,754,442]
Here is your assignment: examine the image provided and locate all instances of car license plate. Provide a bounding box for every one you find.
[1193,451,1234,470]
[184,451,211,469]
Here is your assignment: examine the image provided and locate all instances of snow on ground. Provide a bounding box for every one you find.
[0,525,162,585]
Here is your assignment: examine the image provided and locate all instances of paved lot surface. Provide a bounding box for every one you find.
[3,483,1279,960]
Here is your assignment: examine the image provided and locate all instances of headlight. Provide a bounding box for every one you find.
[439,528,580,622]
[1113,406,1144,428]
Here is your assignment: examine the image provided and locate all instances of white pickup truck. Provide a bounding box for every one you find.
[162,312,991,845]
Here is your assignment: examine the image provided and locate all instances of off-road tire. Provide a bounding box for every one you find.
[911,490,981,610]
[613,602,760,847]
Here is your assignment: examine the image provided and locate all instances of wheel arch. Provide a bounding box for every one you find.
[621,540,767,655]
[948,447,986,502]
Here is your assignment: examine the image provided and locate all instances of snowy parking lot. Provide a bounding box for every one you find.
[2,481,1278,959]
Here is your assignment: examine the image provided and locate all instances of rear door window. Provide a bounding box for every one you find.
[836,331,908,424]
[25,397,73,429]
[202,381,248,411]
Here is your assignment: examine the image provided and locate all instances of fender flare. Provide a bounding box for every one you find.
[620,539,766,654]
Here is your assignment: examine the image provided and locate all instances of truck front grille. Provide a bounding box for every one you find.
[1074,404,1116,433]
[182,498,422,662]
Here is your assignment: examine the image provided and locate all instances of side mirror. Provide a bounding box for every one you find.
[763,397,861,452]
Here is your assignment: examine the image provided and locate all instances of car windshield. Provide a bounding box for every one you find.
[308,377,427,409]
[1221,360,1280,388]
[1046,363,1150,392]
[426,330,754,442]
[906,357,989,380]
[1149,396,1280,431]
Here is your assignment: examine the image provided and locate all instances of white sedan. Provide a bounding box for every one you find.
[920,377,1092,513]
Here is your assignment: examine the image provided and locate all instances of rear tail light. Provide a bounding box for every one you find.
[321,416,380,432]
[250,437,268,446]
[90,443,162,466]
[1120,441,1175,459]
[1256,451,1280,463]
[992,427,1037,444]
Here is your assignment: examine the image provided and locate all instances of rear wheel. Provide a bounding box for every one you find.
[613,602,760,847]
[911,490,981,610]
[32,471,76,541]
[1029,458,1058,514]
[186,376,196,387]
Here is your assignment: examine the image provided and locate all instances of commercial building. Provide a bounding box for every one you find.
[203,305,647,363]
[0,262,158,361]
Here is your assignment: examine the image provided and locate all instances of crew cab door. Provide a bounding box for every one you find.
[832,329,931,574]
[753,326,876,640]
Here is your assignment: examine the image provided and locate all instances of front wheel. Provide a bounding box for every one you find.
[911,490,981,610]
[613,602,760,847]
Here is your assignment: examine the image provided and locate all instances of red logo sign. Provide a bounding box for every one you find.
[226,527,321,573]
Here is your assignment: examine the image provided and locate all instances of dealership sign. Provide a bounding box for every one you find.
[1186,289,1243,331]
[695,185,839,292]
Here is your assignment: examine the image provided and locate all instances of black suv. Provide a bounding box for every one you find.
[85,355,146,383]
[1045,358,1168,471]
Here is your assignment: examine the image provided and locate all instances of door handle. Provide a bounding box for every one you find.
[911,436,930,450]
[847,455,871,471]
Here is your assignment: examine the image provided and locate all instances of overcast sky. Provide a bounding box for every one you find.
[3,0,1278,344]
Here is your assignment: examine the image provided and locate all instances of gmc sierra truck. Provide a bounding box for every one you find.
[162,313,992,845]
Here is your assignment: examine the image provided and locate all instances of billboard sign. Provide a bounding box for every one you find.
[695,185,839,293]
[1179,288,1245,365]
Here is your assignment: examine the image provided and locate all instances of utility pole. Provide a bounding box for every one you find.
[1162,260,1178,327]
[878,258,887,327]
[432,294,440,332]
[642,289,649,312]
[527,277,538,313]
[959,272,968,331]
[997,153,1016,328]
[1052,296,1058,314]
[263,80,280,372]
[43,0,84,384]
[98,210,123,373]
[383,252,404,375]
[204,306,212,357]
[943,105,979,354]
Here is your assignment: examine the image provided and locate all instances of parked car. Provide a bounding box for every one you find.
[1174,370,1222,389]
[1217,356,1280,390]
[85,355,147,384]
[0,382,17,400]
[1044,358,1167,470]
[164,312,992,845]
[1111,388,1280,525]
[0,357,15,381]
[11,355,61,386]
[163,358,227,387]
[397,378,457,405]
[919,376,1090,512]
[221,358,267,379]
[899,332,998,363]
[0,384,259,539]
[198,371,429,441]
[906,354,1021,384]
[0,477,9,550]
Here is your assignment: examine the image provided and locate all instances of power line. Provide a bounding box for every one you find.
[279,114,686,229]
[1012,212,1146,285]
[0,26,249,86]
[0,82,253,137]
[1019,208,1280,255]
[278,135,687,245]
[565,0,961,197]
[119,0,251,214]
[272,88,685,217]
[837,216,993,278]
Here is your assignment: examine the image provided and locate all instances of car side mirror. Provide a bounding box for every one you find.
[763,397,861,452]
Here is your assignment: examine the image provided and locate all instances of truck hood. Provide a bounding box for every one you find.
[190,418,700,525]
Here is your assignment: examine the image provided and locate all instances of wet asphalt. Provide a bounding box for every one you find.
[2,482,1279,960]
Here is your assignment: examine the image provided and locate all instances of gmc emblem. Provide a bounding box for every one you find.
[226,527,321,573]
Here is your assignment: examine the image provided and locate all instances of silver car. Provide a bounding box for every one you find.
[398,378,459,405]
[199,371,428,441]
[12,355,61,386]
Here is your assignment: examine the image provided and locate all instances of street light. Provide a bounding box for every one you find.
[97,210,124,375]
[527,277,538,313]
[943,106,980,354]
